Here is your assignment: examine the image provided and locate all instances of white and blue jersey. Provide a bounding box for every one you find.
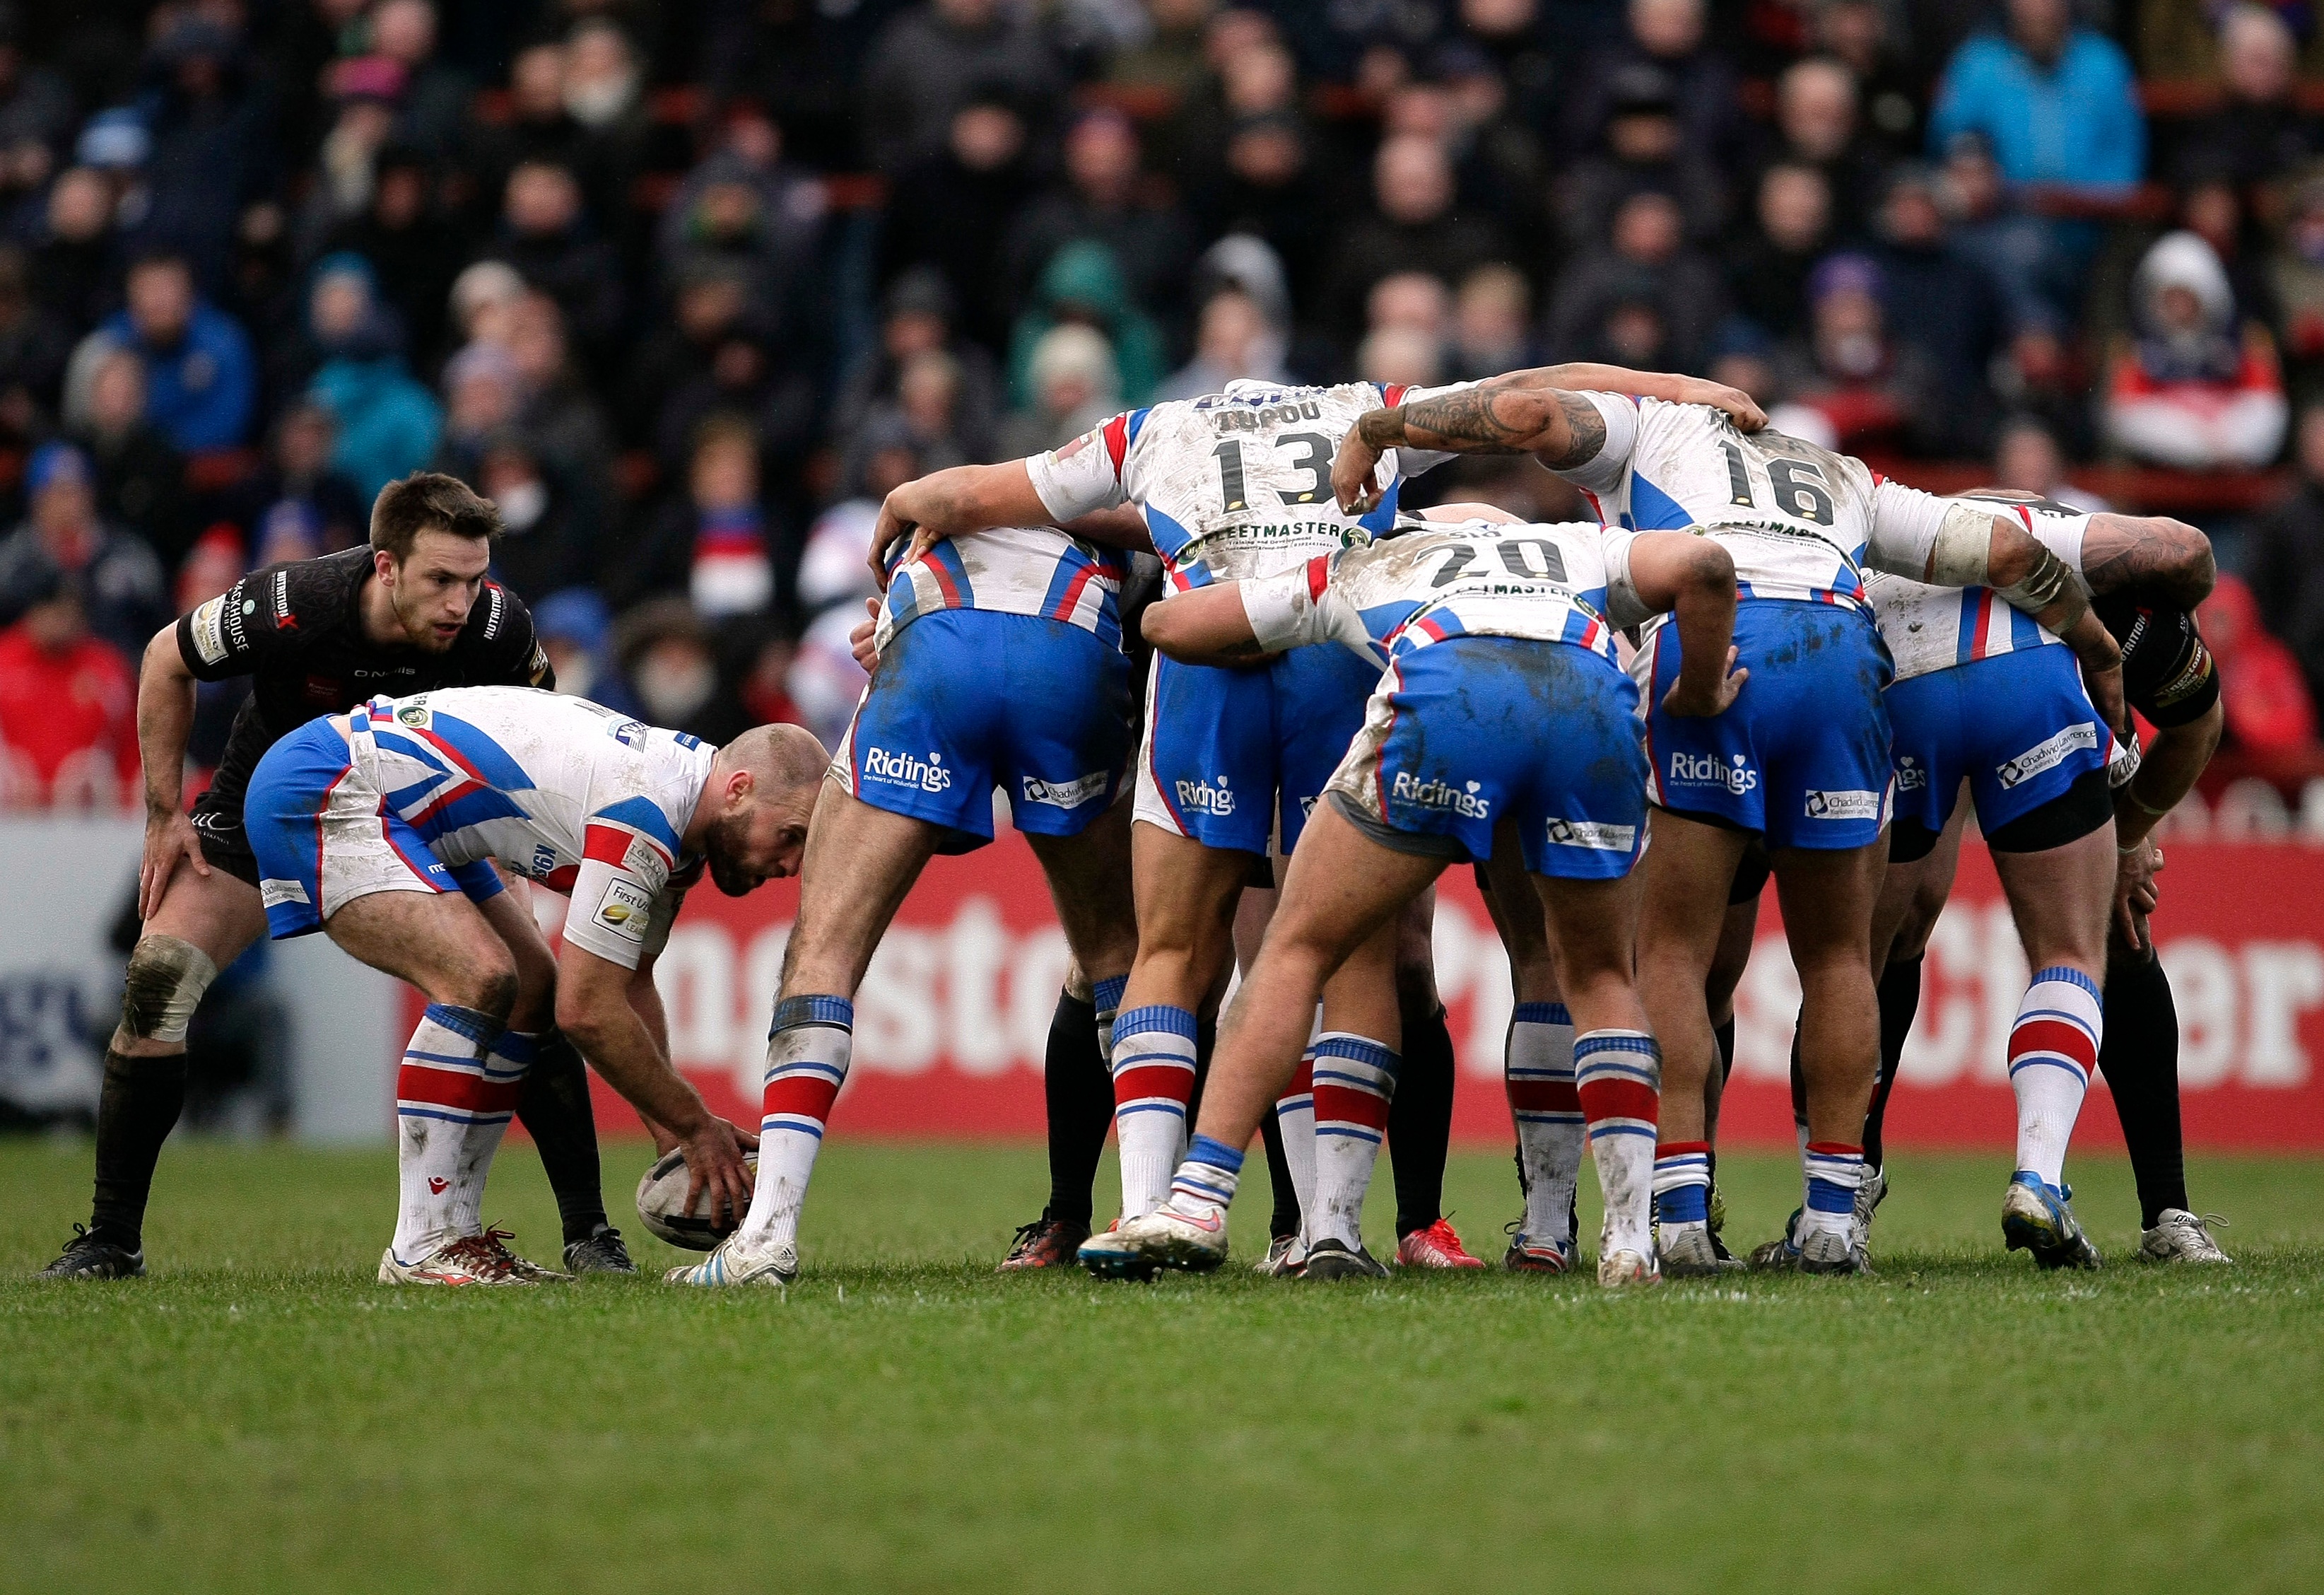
[1023,379,1460,855]
[1234,518,1654,877]
[845,525,1135,850]
[245,687,708,966]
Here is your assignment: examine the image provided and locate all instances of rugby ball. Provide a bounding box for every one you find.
[635,1147,759,1250]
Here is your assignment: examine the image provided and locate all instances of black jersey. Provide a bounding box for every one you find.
[178,547,552,826]
[2094,593,2220,729]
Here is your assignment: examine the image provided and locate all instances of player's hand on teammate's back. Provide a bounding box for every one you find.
[851,597,881,673]
[2082,660,2128,746]
[1660,645,1749,718]
[681,1115,758,1230]
[1332,428,1388,516]
[1677,377,1767,433]
[139,809,209,921]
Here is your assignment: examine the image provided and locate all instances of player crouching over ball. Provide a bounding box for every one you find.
[1079,505,1744,1287]
[240,686,823,1284]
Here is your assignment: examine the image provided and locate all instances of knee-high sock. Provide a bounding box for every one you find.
[1653,1141,1711,1230]
[515,1029,606,1246]
[1110,1005,1198,1219]
[2098,950,2188,1229]
[1308,1032,1399,1250]
[1575,1030,1661,1258]
[1864,956,1923,1173]
[2010,966,2101,1186]
[90,1048,189,1249]
[1506,1002,1581,1247]
[1390,1003,1456,1239]
[1042,988,1112,1227]
[451,1030,535,1238]
[741,996,854,1251]
[1268,1048,1317,1239]
[390,1003,513,1263]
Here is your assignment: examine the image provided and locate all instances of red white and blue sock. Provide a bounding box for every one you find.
[1274,1046,1318,1231]
[741,996,853,1251]
[1575,1029,1660,1257]
[1167,1133,1245,1220]
[1653,1140,1713,1236]
[390,1003,513,1263]
[1092,974,1129,1060]
[1111,1005,1198,1218]
[2009,966,2102,1187]
[1308,1032,1398,1250]
[1506,1001,1580,1246]
[448,1027,536,1239]
[1799,1141,1867,1246]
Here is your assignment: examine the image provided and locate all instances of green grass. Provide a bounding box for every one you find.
[3,1138,2320,1595]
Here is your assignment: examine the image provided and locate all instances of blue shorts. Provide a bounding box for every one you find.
[1324,637,1649,879]
[1135,641,1383,855]
[1887,646,2106,839]
[245,717,503,939]
[836,610,1134,854]
[1642,598,1895,851]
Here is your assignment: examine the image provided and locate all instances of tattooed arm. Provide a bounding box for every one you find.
[2078,513,2215,608]
[1332,382,1611,513]
[1496,365,1765,432]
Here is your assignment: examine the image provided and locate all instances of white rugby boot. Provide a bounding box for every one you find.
[1597,1249,1661,1287]
[1659,1222,1739,1277]
[2138,1209,2231,1264]
[378,1234,534,1286]
[666,1230,799,1287]
[477,1226,571,1283]
[1078,1198,1228,1280]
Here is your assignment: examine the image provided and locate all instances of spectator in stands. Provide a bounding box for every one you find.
[141,16,276,293]
[1007,240,1162,409]
[1927,0,2145,193]
[0,561,139,812]
[503,291,615,504]
[438,338,522,465]
[466,40,617,228]
[0,442,165,657]
[625,417,780,621]
[882,88,1040,354]
[1563,0,1745,180]
[95,253,256,454]
[1108,0,1215,98]
[476,431,595,608]
[2103,229,2289,469]
[483,161,623,372]
[1815,0,1925,164]
[1769,59,1888,240]
[829,267,1002,462]
[533,586,640,715]
[1160,21,1297,189]
[1773,252,1938,455]
[368,0,468,156]
[1321,134,1509,347]
[0,6,74,222]
[27,166,119,338]
[2172,5,2320,191]
[302,255,441,501]
[1554,62,1727,250]
[68,342,190,569]
[2248,402,2324,710]
[2141,0,2324,88]
[299,54,405,255]
[561,18,647,148]
[0,245,67,454]
[1549,188,1726,370]
[1424,44,1556,262]
[319,145,455,368]
[655,113,826,339]
[1156,284,1290,402]
[2272,172,2324,377]
[1356,324,1446,390]
[1870,164,2005,453]
[1448,264,1538,383]
[999,322,1122,459]
[1991,414,2109,512]
[850,349,973,481]
[1190,110,1330,309]
[1727,162,1833,341]
[1002,107,1195,328]
[611,596,734,742]
[857,0,1061,175]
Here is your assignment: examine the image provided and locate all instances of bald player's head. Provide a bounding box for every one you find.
[696,723,829,894]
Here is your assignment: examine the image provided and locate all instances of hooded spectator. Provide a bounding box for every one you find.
[828,267,1003,460]
[2104,230,2288,469]
[1007,241,1163,410]
[0,441,166,655]
[481,161,623,369]
[66,341,191,567]
[1000,322,1122,459]
[0,243,67,452]
[301,255,441,501]
[882,88,1041,354]
[1002,107,1196,328]
[858,0,1062,175]
[94,252,255,452]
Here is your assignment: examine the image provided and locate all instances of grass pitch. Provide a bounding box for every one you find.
[3,1138,2320,1594]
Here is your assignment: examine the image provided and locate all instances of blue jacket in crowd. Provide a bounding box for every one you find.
[1927,27,2146,189]
[100,298,257,453]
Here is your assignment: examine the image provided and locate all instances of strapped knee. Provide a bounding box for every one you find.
[119,935,220,1044]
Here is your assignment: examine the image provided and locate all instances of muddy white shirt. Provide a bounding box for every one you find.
[344,686,708,968]
[1864,494,2093,682]
[876,525,1131,653]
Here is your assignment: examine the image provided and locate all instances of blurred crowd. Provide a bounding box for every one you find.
[3,0,2324,815]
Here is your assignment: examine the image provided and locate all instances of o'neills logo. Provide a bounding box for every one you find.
[1391,771,1491,817]
[1175,775,1236,814]
[864,747,952,793]
[1668,751,1758,794]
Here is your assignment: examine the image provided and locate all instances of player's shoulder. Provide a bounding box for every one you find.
[257,544,372,617]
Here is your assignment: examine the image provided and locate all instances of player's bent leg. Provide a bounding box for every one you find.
[1636,810,1750,1275]
[1083,803,1439,1279]
[1479,841,1580,1272]
[42,865,269,1279]
[1301,912,1407,1278]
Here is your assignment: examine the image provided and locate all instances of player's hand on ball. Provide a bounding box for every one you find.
[1332,428,1387,516]
[139,810,209,921]
[1661,647,1748,718]
[681,1116,756,1231]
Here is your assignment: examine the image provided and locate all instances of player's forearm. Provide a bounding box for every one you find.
[134,629,198,816]
[1143,585,1271,664]
[894,461,1049,536]
[1356,380,1600,465]
[628,964,671,1059]
[559,986,708,1136]
[2115,701,2223,846]
[1668,558,1739,701]
[2079,514,2215,609]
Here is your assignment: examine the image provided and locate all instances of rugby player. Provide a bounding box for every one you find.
[1334,381,2124,1274]
[1079,506,1743,1283]
[669,520,1141,1287]
[870,367,1766,1275]
[38,475,634,1281]
[239,685,823,1284]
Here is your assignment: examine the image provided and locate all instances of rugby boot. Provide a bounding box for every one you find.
[998,1214,1090,1271]
[666,1231,799,1287]
[1253,1234,1307,1278]
[1395,1217,1485,1269]
[379,1234,533,1285]
[563,1224,638,1275]
[1660,1223,1741,1277]
[37,1225,145,1280]
[2002,1174,2101,1270]
[2137,1209,2231,1265]
[1079,1199,1227,1280]
[1297,1237,1389,1281]
[1503,1225,1575,1274]
[479,1226,571,1282]
[1747,1208,1803,1269]
[1597,1249,1661,1287]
